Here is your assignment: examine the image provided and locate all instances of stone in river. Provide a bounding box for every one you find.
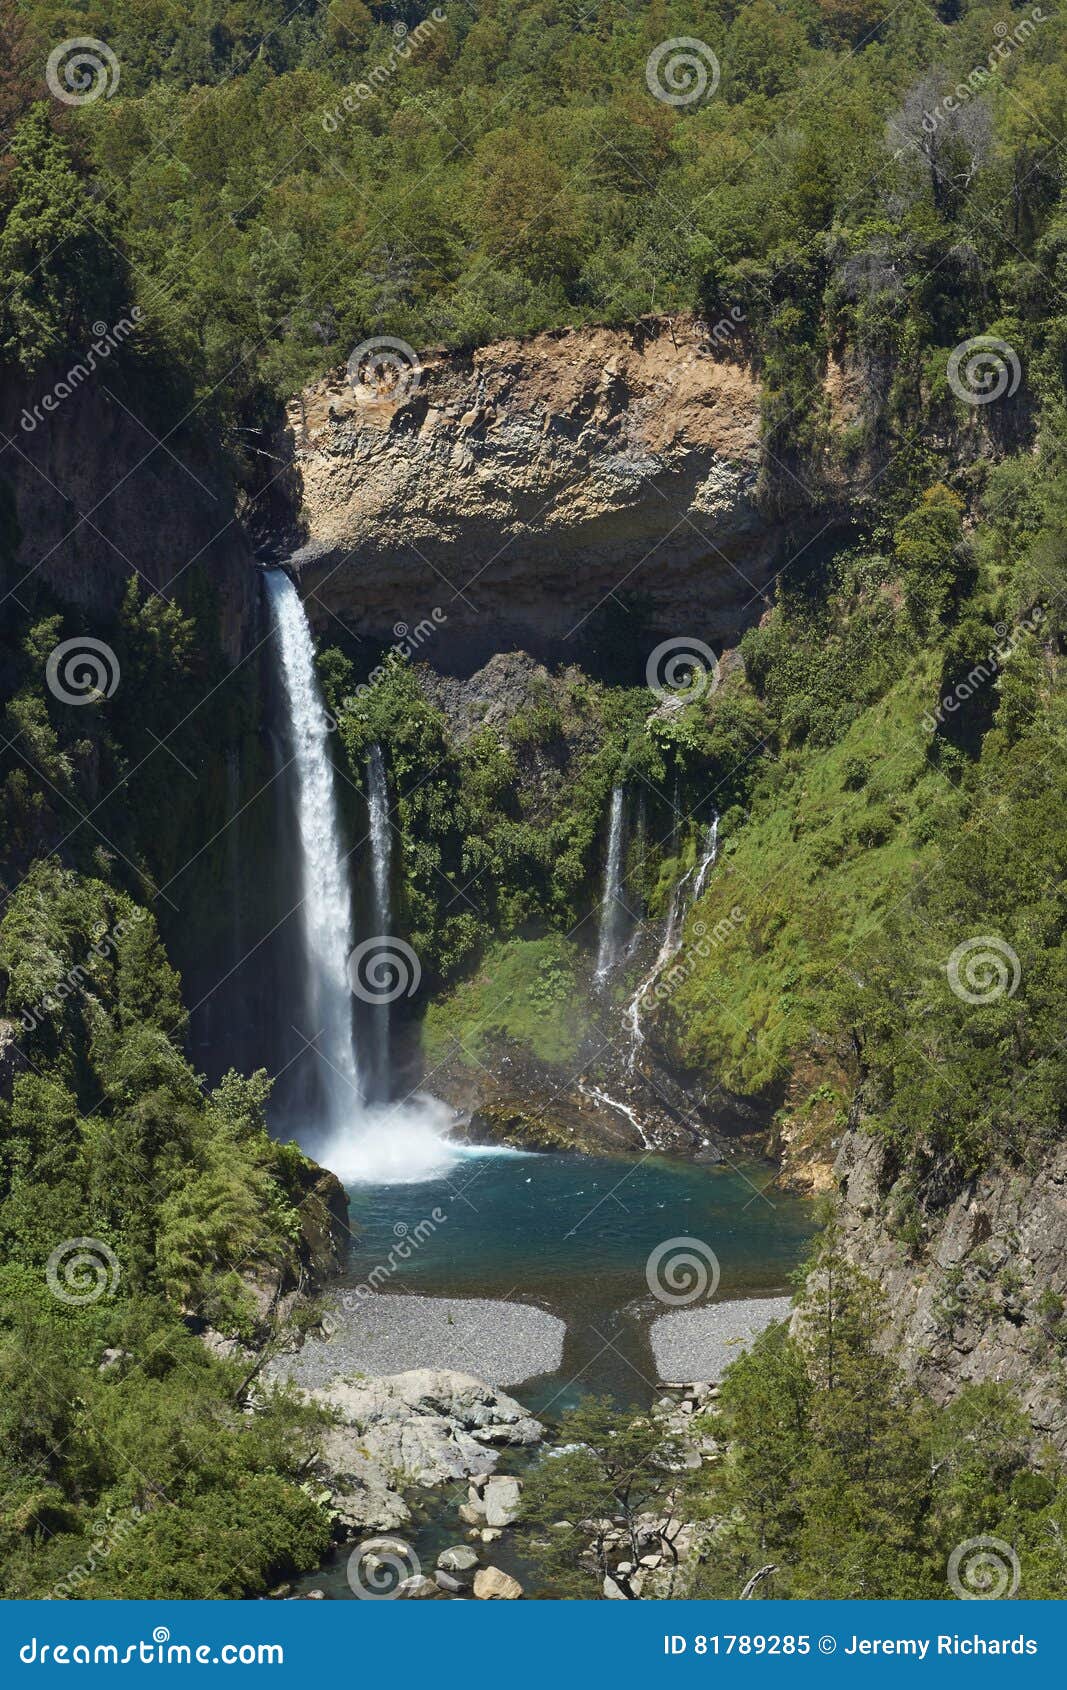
[473,1566,523,1600]
[483,1474,522,1527]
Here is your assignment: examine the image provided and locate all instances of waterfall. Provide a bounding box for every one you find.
[624,812,720,1067]
[692,814,720,901]
[265,569,462,1187]
[594,785,627,981]
[265,570,362,1120]
[365,743,392,1102]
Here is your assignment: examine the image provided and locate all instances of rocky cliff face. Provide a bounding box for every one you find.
[0,368,256,661]
[834,1131,1067,1452]
[280,316,830,667]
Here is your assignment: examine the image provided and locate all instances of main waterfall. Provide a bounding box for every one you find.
[265,569,362,1120]
[265,570,458,1185]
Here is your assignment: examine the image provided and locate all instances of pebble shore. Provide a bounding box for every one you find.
[650,1295,791,1383]
[271,1293,566,1391]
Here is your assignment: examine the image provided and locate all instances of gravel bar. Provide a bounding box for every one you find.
[650,1295,792,1383]
[271,1294,566,1391]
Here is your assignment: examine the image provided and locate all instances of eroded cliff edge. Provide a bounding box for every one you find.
[833,1131,1067,1453]
[278,315,846,665]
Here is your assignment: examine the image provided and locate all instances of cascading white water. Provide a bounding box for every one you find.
[365,743,392,1101]
[594,785,627,981]
[692,814,720,902]
[265,569,362,1120]
[266,570,461,1185]
[624,812,720,1067]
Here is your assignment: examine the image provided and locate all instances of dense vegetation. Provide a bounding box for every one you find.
[523,1255,1067,1599]
[2,0,1067,460]
[2,0,1067,1600]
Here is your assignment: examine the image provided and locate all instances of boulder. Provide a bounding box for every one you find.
[437,1545,479,1579]
[397,1575,446,1600]
[473,1566,523,1600]
[305,1369,542,1533]
[483,1474,522,1527]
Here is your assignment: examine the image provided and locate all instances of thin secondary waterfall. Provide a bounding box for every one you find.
[365,743,392,1102]
[265,569,363,1121]
[692,814,720,901]
[625,812,720,1067]
[594,785,627,981]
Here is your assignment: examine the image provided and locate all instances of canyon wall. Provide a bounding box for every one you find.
[280,316,846,668]
[0,368,257,661]
[833,1130,1067,1453]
